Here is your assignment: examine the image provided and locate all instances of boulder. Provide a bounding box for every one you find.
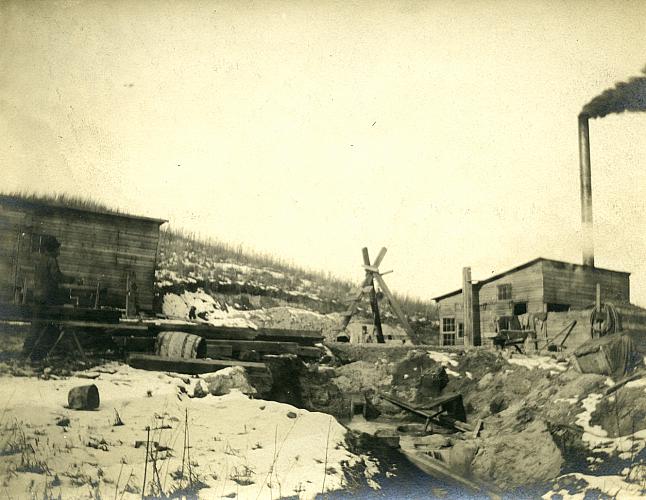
[191,379,209,398]
[203,366,256,396]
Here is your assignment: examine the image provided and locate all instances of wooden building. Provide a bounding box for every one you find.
[433,258,630,346]
[0,195,166,313]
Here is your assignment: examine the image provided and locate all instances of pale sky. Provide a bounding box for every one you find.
[2,0,646,306]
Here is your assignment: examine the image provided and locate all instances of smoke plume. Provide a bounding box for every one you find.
[581,67,646,118]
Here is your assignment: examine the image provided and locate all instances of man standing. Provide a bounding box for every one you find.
[23,236,70,360]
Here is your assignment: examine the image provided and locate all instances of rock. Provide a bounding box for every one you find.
[363,396,381,420]
[191,379,209,398]
[286,411,297,419]
[489,394,507,415]
[419,365,449,398]
[68,384,100,410]
[478,373,494,389]
[472,419,563,490]
[56,417,70,427]
[203,366,256,396]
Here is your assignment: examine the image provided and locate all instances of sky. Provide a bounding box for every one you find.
[2,0,646,306]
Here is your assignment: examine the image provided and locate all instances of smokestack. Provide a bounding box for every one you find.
[578,114,594,267]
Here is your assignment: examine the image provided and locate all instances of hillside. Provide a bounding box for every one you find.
[154,228,438,340]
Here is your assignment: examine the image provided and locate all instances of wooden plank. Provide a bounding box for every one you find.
[205,344,234,358]
[127,354,266,374]
[363,247,384,344]
[374,274,415,339]
[112,335,156,352]
[296,346,323,358]
[205,339,300,353]
[259,328,322,339]
[150,322,259,340]
[0,303,122,323]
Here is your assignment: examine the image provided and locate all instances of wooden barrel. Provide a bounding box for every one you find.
[156,331,206,359]
[68,384,100,410]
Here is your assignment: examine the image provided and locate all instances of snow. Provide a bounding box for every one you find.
[0,364,377,499]
[507,355,568,372]
[426,351,459,367]
[575,393,646,459]
[545,472,645,499]
[161,289,257,329]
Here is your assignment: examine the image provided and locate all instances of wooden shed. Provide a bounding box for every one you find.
[433,258,630,347]
[0,195,166,313]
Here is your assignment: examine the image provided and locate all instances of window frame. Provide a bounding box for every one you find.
[497,284,512,301]
[442,317,456,333]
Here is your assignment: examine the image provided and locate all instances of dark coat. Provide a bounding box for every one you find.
[34,253,65,305]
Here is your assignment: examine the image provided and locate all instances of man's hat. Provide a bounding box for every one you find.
[43,235,61,253]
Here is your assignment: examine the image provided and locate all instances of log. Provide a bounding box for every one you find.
[68,384,100,410]
[127,354,266,374]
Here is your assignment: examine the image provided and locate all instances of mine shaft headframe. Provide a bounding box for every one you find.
[340,246,417,344]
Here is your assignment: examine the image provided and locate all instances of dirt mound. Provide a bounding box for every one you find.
[590,385,646,438]
[391,350,448,401]
[333,360,393,394]
[457,349,507,378]
[472,419,563,490]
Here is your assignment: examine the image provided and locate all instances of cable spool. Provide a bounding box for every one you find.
[590,302,620,338]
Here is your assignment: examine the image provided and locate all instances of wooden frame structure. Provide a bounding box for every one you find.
[340,247,417,343]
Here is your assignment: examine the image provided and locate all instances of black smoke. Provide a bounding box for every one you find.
[581,67,646,118]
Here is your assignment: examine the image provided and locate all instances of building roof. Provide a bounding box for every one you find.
[432,257,630,302]
[0,194,167,225]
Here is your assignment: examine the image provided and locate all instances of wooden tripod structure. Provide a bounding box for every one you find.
[340,247,416,344]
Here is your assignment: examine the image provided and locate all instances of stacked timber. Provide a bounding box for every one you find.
[116,323,324,363]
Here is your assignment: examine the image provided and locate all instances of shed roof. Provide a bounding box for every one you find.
[432,257,630,302]
[0,194,167,225]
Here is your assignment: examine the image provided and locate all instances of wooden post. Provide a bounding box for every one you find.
[374,274,416,342]
[340,247,387,331]
[462,267,473,347]
[125,272,130,319]
[596,283,601,311]
[362,248,385,344]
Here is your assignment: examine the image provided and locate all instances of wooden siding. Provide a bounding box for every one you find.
[542,260,629,308]
[0,202,162,311]
[476,263,544,338]
[436,293,465,346]
[435,259,631,347]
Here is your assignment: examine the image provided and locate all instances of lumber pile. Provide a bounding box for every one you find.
[115,324,324,367]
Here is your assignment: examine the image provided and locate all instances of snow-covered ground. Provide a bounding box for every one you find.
[0,363,378,499]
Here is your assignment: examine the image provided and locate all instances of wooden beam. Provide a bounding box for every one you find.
[205,339,300,354]
[127,354,266,374]
[205,344,234,358]
[463,267,474,347]
[374,273,416,341]
[339,247,388,332]
[363,247,384,344]
[296,346,323,358]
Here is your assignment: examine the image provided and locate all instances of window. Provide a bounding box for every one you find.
[442,317,456,332]
[547,303,570,312]
[442,317,456,346]
[497,284,512,301]
[457,323,464,338]
[513,302,528,315]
